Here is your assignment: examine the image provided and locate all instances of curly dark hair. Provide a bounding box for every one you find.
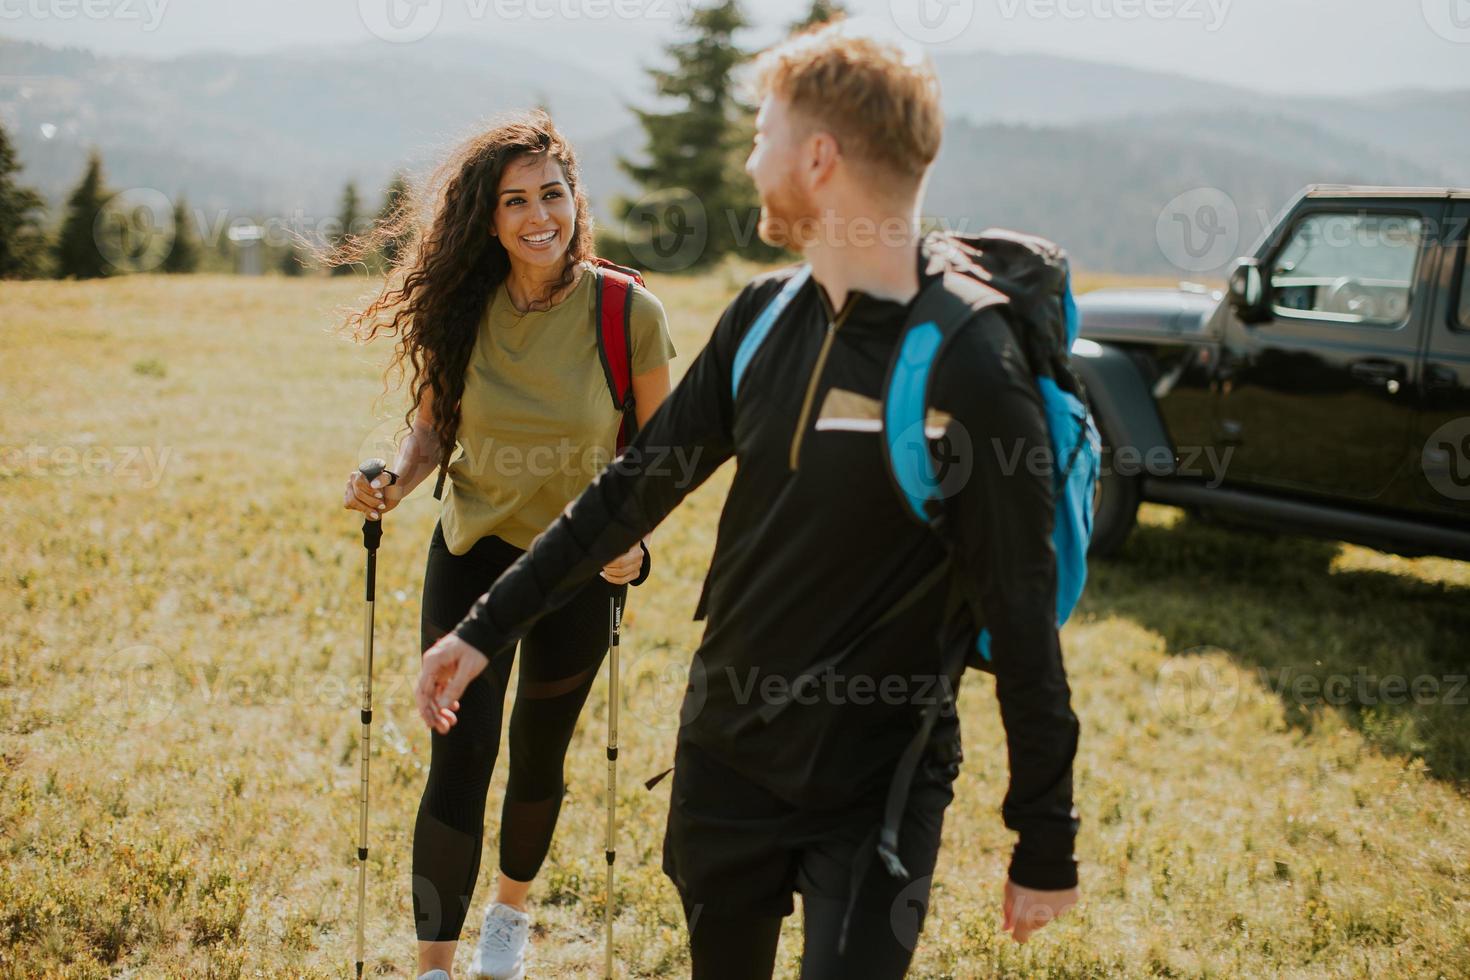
[334,110,595,474]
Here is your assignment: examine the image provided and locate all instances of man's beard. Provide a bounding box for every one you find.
[756,176,818,251]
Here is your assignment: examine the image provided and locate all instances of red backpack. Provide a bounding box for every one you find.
[432,258,644,500]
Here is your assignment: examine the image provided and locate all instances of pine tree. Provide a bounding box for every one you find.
[619,0,754,266]
[330,181,362,276]
[374,172,413,267]
[791,0,846,31]
[0,122,47,279]
[54,150,111,279]
[162,196,199,273]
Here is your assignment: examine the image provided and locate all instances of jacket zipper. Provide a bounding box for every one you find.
[789,298,856,470]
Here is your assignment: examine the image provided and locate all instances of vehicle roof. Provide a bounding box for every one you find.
[1305,183,1470,200]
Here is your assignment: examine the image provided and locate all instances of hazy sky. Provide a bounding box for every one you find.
[1,0,1467,96]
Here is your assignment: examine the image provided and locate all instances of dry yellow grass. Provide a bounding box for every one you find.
[1,270,1466,978]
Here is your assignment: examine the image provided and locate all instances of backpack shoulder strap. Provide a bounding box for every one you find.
[881,270,1007,525]
[730,266,811,398]
[593,262,642,452]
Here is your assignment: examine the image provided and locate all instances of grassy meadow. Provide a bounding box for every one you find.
[1,269,1468,978]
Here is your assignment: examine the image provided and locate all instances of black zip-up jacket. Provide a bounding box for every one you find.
[453,242,1081,889]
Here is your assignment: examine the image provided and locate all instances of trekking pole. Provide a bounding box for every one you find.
[604,590,625,979]
[354,458,387,980]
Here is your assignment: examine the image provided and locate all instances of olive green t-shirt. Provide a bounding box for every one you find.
[440,263,676,555]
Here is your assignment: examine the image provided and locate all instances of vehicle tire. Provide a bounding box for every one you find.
[1089,419,1140,558]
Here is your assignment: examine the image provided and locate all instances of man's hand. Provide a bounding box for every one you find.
[1002,879,1078,943]
[414,633,490,733]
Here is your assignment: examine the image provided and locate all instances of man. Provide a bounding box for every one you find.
[415,23,1080,978]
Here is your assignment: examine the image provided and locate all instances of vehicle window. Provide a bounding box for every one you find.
[1269,212,1422,326]
[1459,242,1470,332]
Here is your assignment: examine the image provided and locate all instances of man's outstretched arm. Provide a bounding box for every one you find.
[415,284,760,730]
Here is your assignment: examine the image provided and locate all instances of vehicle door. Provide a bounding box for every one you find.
[1213,200,1440,501]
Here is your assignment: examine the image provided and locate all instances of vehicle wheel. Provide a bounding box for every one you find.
[1089,421,1140,558]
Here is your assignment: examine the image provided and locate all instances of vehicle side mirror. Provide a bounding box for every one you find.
[1227,258,1268,323]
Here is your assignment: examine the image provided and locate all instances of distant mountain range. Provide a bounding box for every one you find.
[3,34,1465,276]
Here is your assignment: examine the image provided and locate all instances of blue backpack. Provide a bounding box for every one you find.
[883,230,1098,670]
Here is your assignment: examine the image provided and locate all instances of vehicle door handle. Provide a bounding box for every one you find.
[1349,360,1405,382]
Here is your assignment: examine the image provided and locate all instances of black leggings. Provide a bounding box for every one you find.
[412,521,624,942]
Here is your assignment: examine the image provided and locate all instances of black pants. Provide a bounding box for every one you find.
[664,734,960,979]
[412,521,624,942]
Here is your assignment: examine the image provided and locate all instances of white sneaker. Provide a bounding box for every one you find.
[469,901,529,980]
[417,972,451,980]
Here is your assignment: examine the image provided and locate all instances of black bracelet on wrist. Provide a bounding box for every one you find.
[383,469,399,486]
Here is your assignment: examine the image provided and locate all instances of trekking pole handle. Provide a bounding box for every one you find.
[358,459,386,549]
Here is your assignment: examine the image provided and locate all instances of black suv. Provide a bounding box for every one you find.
[1074,185,1470,561]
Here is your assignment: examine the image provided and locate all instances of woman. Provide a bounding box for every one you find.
[338,112,675,979]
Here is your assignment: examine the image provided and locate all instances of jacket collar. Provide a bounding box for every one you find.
[808,234,947,329]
